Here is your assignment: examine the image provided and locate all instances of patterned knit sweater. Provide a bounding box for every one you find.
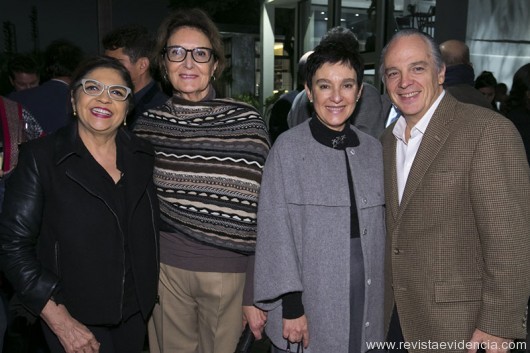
[134,95,270,254]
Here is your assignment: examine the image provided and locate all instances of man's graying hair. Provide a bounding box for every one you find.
[379,29,444,81]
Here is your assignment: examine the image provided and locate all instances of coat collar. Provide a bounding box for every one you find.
[52,121,154,216]
[53,121,153,166]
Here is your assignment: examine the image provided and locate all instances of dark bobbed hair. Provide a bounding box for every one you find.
[320,26,360,53]
[44,39,84,79]
[305,28,364,90]
[70,56,135,111]
[475,71,497,90]
[379,29,444,82]
[102,24,155,64]
[506,63,530,112]
[8,53,40,79]
[154,8,225,80]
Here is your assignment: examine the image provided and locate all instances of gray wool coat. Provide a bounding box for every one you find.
[254,120,386,353]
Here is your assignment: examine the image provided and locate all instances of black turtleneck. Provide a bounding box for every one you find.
[309,116,360,239]
[309,115,359,149]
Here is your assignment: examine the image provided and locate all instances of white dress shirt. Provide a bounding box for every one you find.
[392,91,445,204]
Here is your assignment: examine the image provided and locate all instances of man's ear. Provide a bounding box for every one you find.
[137,57,150,75]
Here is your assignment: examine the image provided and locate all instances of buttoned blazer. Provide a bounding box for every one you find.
[381,93,530,349]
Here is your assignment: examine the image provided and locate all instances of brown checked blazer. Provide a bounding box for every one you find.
[382,93,530,351]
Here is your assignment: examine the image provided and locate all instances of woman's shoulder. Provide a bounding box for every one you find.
[118,128,154,155]
[20,123,70,153]
[213,97,259,112]
[271,120,312,151]
[350,125,382,147]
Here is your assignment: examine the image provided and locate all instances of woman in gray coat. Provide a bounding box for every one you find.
[254,29,385,353]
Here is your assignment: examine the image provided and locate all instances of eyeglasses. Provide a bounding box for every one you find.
[163,46,214,63]
[78,79,131,101]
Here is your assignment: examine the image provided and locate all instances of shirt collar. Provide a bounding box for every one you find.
[392,90,445,143]
[134,80,155,104]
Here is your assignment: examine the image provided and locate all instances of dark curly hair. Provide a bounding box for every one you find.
[305,27,364,90]
[102,24,155,64]
[44,39,84,79]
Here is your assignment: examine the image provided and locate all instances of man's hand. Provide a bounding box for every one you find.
[467,328,512,353]
[40,299,100,353]
[242,305,268,340]
[283,315,309,349]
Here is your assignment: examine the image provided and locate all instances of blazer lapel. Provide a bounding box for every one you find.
[385,135,400,222]
[397,94,455,219]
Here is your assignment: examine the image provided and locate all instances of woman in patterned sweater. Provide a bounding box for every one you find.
[134,8,270,353]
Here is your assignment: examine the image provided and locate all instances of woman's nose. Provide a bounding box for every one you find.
[183,53,194,68]
[330,88,342,102]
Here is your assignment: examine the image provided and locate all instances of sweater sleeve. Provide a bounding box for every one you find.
[242,255,255,306]
[282,292,305,319]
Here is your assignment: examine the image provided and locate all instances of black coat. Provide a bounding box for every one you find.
[0,122,159,325]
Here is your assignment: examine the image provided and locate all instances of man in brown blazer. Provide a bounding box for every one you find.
[380,29,530,353]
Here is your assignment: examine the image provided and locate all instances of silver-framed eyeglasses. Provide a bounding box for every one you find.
[78,79,131,101]
[163,46,214,63]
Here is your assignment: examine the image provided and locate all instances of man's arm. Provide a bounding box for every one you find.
[469,116,530,340]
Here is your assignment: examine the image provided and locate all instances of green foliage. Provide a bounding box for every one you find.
[232,92,260,110]
[265,91,283,109]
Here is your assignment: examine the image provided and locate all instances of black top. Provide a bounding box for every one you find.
[0,122,159,324]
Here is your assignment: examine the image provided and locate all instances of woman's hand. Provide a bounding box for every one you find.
[283,315,309,349]
[40,299,100,353]
[242,305,268,340]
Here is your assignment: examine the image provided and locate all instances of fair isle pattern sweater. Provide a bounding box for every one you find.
[134,96,270,254]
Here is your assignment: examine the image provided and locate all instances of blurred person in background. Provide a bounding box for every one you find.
[505,63,530,164]
[474,70,499,111]
[7,54,40,93]
[103,24,168,129]
[0,95,43,353]
[9,39,84,134]
[439,39,492,109]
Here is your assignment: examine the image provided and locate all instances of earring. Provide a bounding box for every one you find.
[211,75,216,82]
[72,107,77,116]
[123,118,127,126]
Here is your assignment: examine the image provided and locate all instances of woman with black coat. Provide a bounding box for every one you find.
[0,56,159,353]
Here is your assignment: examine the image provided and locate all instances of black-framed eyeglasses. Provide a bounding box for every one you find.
[77,79,131,102]
[163,45,214,63]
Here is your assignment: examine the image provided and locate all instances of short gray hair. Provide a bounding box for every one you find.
[379,29,444,83]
